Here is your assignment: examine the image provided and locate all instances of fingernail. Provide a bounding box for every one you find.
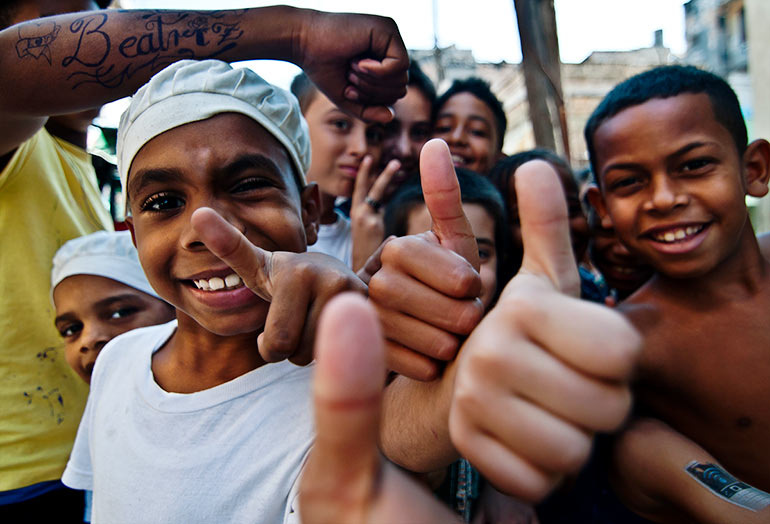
[344,86,359,101]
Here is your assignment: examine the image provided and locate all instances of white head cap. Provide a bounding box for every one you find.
[51,230,160,300]
[117,59,310,198]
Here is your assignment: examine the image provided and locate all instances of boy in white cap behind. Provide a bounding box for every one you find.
[61,59,364,524]
[51,230,175,385]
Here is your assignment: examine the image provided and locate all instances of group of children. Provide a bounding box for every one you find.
[7,3,769,523]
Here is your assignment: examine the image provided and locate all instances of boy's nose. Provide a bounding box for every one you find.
[645,175,687,213]
[448,125,467,144]
[80,327,110,356]
[348,128,368,156]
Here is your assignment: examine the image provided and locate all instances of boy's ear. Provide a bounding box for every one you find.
[586,185,614,229]
[124,217,138,247]
[300,182,320,247]
[743,139,770,198]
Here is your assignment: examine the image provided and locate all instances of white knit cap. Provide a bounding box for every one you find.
[117,59,310,196]
[51,230,160,300]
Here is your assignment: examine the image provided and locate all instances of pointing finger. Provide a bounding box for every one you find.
[419,139,480,271]
[190,207,273,301]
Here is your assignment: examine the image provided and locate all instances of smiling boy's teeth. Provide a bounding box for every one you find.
[194,273,243,291]
[654,225,704,243]
[451,154,465,165]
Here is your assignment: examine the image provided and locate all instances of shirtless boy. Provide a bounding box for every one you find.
[586,64,770,523]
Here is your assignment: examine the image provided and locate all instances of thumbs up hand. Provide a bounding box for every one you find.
[298,293,461,524]
[368,139,484,381]
[448,161,641,501]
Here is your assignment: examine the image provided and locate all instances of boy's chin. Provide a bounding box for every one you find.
[176,306,268,339]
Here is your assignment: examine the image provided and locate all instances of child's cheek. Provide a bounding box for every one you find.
[479,262,498,312]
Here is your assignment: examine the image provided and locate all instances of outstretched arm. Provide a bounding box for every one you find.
[611,417,770,524]
[0,6,408,154]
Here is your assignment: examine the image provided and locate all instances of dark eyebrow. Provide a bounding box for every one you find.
[128,168,183,198]
[601,141,714,178]
[476,237,495,247]
[54,312,78,326]
[436,112,492,127]
[669,141,713,158]
[221,154,286,181]
[54,293,146,326]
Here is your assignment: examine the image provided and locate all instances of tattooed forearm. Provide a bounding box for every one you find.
[14,10,245,90]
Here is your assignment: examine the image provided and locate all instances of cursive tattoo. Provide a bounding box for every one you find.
[58,11,244,89]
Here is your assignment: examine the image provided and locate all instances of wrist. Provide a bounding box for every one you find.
[239,5,307,64]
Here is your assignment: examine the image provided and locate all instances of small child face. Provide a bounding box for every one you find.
[506,165,590,263]
[592,93,757,277]
[304,91,385,197]
[590,221,654,296]
[406,202,498,311]
[381,86,433,182]
[125,113,318,336]
[54,275,174,383]
[433,92,500,174]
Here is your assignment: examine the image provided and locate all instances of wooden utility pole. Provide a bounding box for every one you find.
[513,0,570,159]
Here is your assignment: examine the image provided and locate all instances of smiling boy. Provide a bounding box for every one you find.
[587,65,770,523]
[432,77,507,174]
[61,59,365,523]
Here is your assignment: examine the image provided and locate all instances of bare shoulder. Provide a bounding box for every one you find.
[616,282,665,337]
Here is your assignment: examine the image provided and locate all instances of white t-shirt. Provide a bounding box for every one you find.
[62,321,314,524]
[307,210,352,268]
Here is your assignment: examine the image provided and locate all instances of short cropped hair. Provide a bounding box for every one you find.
[584,65,748,178]
[435,77,507,152]
[290,72,319,114]
[408,61,436,107]
[384,168,518,301]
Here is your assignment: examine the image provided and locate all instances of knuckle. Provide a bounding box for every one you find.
[501,294,548,329]
[263,330,294,361]
[379,237,408,265]
[448,263,480,297]
[453,299,484,334]
[597,386,634,432]
[367,271,392,302]
[598,320,643,380]
[429,332,460,361]
[554,433,592,474]
[452,379,486,418]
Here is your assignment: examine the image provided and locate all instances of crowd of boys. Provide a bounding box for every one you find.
[1,2,768,524]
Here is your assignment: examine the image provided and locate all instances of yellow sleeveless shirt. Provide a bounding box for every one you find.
[0,128,113,491]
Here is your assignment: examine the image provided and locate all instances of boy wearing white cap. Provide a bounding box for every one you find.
[51,230,174,384]
[61,60,364,524]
